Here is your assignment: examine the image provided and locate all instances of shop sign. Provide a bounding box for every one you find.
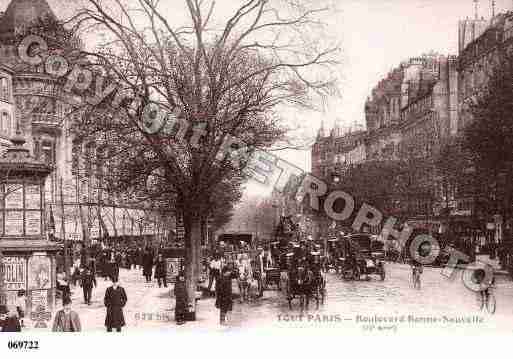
[2,257,26,291]
[5,184,23,209]
[5,211,23,235]
[25,211,41,235]
[25,185,41,210]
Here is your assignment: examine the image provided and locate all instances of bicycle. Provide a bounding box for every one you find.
[478,284,496,314]
[411,265,422,289]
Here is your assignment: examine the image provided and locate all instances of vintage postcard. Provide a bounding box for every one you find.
[0,0,511,355]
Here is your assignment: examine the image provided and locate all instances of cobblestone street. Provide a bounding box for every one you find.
[20,263,513,334]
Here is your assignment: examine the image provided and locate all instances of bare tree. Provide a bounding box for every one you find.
[63,0,340,317]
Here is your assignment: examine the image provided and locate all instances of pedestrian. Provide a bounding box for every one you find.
[0,306,21,332]
[142,248,154,282]
[15,290,26,328]
[215,265,236,325]
[109,253,120,282]
[136,247,143,270]
[52,297,81,332]
[207,254,222,296]
[254,248,266,297]
[115,251,123,268]
[71,264,81,287]
[80,266,97,305]
[174,271,187,325]
[104,277,127,332]
[56,269,71,301]
[154,253,168,288]
[126,248,134,270]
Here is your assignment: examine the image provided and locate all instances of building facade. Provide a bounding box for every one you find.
[0,0,172,248]
[311,121,366,181]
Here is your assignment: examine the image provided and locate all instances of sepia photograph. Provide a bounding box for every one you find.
[0,0,512,356]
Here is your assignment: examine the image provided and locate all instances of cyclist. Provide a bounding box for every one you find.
[409,257,423,288]
[473,268,495,306]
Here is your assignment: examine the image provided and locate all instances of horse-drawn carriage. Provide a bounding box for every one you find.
[284,251,326,310]
[328,233,386,281]
[341,233,386,280]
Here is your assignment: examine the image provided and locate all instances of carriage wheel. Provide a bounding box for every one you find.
[286,285,293,310]
[353,267,360,281]
[342,269,352,281]
[380,266,386,281]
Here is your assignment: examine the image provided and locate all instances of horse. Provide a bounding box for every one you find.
[287,266,313,310]
[237,264,252,303]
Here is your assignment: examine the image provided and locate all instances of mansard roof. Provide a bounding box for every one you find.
[0,0,56,34]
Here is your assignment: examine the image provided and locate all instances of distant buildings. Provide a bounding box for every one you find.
[311,120,366,180]
[311,10,513,238]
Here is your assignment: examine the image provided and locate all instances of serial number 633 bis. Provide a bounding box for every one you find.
[7,340,39,350]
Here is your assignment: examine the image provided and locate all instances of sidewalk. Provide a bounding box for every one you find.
[22,268,239,332]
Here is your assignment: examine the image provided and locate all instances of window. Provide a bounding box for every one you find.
[0,112,10,136]
[41,140,55,165]
[0,77,9,102]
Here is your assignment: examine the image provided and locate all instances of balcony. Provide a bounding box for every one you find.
[31,113,62,134]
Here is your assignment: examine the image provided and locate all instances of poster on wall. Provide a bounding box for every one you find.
[25,185,41,210]
[5,184,23,209]
[31,290,48,309]
[89,215,100,238]
[26,211,41,235]
[28,255,51,290]
[2,256,26,291]
[5,211,23,235]
[165,258,182,283]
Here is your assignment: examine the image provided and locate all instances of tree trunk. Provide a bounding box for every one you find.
[183,212,201,321]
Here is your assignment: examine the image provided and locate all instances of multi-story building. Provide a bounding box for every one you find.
[311,120,366,181]
[311,53,458,230]
[455,11,513,248]
[458,12,513,131]
[396,55,459,221]
[0,0,171,247]
[364,54,445,163]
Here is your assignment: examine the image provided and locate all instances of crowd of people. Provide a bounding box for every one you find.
[0,240,322,331]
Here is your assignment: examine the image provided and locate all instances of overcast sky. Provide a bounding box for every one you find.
[2,0,512,193]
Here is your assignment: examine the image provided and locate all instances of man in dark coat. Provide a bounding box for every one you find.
[215,265,236,325]
[109,254,120,282]
[136,247,143,269]
[80,267,97,305]
[142,248,154,282]
[104,278,127,332]
[154,254,168,288]
[0,306,21,332]
[174,272,187,325]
